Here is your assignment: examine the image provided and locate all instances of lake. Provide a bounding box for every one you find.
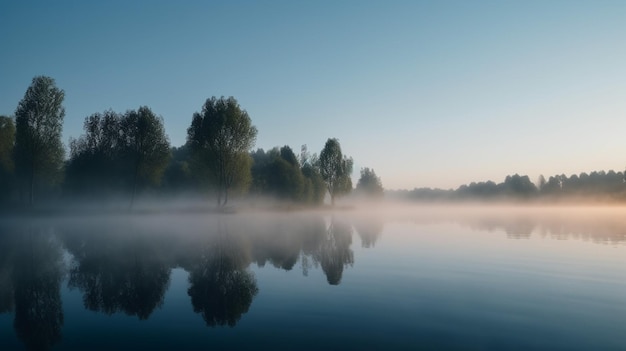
[1,205,625,350]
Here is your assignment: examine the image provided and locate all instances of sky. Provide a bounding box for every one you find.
[1,0,626,190]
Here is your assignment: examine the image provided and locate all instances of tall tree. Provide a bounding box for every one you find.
[356,167,384,198]
[319,138,353,206]
[0,116,15,172]
[66,110,125,196]
[0,116,15,202]
[187,97,257,207]
[14,76,65,206]
[300,145,326,205]
[121,106,171,208]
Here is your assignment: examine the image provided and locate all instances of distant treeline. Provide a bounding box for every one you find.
[390,171,626,202]
[0,76,383,208]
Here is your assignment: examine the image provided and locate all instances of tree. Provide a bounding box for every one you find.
[356,167,384,198]
[66,110,125,196]
[500,174,537,197]
[65,107,170,206]
[319,138,353,206]
[300,145,326,205]
[250,146,308,202]
[0,116,14,173]
[187,97,257,207]
[162,145,195,193]
[14,76,65,206]
[121,106,171,207]
[0,116,15,202]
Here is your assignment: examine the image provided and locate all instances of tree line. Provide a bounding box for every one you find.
[392,171,626,202]
[0,76,384,208]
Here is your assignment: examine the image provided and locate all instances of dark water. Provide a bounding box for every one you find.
[1,206,625,350]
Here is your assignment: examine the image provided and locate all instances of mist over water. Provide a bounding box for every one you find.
[1,204,625,350]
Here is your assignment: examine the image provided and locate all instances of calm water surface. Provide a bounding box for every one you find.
[0,206,625,350]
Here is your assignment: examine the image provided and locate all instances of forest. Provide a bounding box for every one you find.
[0,76,383,209]
[2,76,625,209]
[390,171,626,202]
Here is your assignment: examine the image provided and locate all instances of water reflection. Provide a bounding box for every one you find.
[3,226,65,351]
[352,216,384,248]
[315,217,354,285]
[62,222,171,320]
[454,209,626,244]
[183,219,258,327]
[1,207,626,350]
[393,206,626,244]
[0,229,14,314]
[250,214,317,271]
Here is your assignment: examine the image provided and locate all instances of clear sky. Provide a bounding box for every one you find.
[1,1,626,190]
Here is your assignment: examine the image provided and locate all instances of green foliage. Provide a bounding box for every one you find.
[188,96,257,206]
[319,138,353,205]
[249,145,326,205]
[0,116,15,173]
[14,76,65,205]
[398,170,626,202]
[122,106,171,206]
[0,116,16,203]
[356,167,384,198]
[501,174,537,196]
[268,147,305,201]
[122,107,171,186]
[300,145,325,205]
[162,145,195,192]
[66,107,171,205]
[66,110,126,196]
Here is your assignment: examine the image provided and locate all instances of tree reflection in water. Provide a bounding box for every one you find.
[352,215,384,248]
[3,208,626,349]
[315,217,354,285]
[0,211,368,345]
[0,227,14,314]
[11,226,65,351]
[62,220,171,320]
[184,218,258,327]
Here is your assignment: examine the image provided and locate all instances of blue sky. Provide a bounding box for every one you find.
[1,1,626,190]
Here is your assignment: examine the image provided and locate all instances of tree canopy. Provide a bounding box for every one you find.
[67,110,125,196]
[122,106,171,207]
[356,167,384,199]
[187,96,257,207]
[319,138,353,206]
[13,76,65,206]
[66,107,170,206]
[0,116,15,173]
[0,116,15,203]
[8,75,626,209]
